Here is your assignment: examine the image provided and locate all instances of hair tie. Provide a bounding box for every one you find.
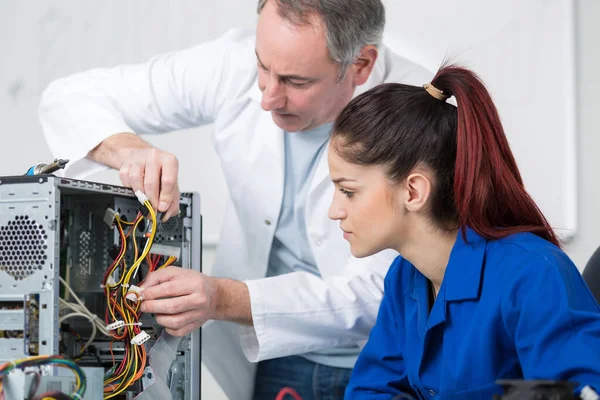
[423,83,449,101]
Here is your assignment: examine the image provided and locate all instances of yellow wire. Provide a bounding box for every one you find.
[104,349,134,396]
[115,214,136,225]
[104,201,156,397]
[104,324,134,388]
[123,201,156,292]
[105,341,139,397]
[157,255,177,270]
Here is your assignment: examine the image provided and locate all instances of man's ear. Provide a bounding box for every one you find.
[403,173,432,213]
[349,45,378,86]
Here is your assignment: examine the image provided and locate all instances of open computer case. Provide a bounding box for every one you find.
[0,174,202,399]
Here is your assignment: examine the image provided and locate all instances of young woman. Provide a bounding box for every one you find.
[327,65,600,399]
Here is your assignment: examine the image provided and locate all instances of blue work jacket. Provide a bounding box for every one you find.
[346,228,600,399]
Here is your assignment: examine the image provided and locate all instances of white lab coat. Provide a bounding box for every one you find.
[39,28,432,398]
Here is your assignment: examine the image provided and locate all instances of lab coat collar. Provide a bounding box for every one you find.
[248,79,262,103]
[244,80,285,172]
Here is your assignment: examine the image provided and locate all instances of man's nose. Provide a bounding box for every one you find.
[260,78,286,111]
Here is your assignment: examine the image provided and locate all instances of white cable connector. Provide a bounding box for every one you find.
[135,190,149,205]
[125,285,144,302]
[107,320,142,331]
[581,386,600,400]
[106,320,125,330]
[101,275,118,289]
[104,208,119,228]
[131,331,151,346]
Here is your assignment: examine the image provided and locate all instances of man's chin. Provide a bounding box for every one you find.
[271,112,304,131]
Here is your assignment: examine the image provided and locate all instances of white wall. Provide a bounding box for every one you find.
[566,0,600,271]
[1,1,599,399]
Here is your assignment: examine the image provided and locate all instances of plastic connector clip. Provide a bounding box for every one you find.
[107,320,142,330]
[104,208,119,228]
[125,285,144,302]
[107,320,125,331]
[106,275,117,287]
[135,190,149,205]
[131,331,151,346]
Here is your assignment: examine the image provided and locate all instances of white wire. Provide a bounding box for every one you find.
[59,298,111,337]
[59,311,97,353]
[132,238,153,280]
[59,276,88,311]
[59,275,111,337]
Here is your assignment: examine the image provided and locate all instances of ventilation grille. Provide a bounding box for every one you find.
[0,215,47,280]
[155,217,181,243]
[160,217,178,231]
[78,230,91,267]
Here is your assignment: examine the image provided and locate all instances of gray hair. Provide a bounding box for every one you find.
[257,0,385,81]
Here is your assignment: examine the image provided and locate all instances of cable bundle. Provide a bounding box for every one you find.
[101,194,157,398]
[0,355,86,400]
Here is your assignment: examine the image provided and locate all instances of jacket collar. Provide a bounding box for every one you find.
[405,227,488,303]
[444,227,488,301]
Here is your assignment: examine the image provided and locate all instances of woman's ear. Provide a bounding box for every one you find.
[403,173,432,212]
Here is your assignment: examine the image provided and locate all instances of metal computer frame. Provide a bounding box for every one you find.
[0,174,201,399]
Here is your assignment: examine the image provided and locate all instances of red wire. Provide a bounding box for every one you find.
[102,225,126,283]
[113,345,130,376]
[275,387,303,400]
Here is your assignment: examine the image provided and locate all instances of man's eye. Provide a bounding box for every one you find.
[288,81,307,87]
[257,62,268,71]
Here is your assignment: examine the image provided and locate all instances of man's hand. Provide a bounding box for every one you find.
[139,267,217,336]
[119,147,180,221]
[139,267,253,337]
[87,133,180,221]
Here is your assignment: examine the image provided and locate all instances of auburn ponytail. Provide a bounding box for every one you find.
[332,64,559,247]
[432,66,560,247]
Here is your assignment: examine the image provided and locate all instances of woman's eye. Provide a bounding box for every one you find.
[339,188,354,198]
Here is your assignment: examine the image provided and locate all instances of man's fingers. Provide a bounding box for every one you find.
[165,321,202,337]
[119,163,131,187]
[139,266,184,290]
[163,186,180,221]
[142,277,195,301]
[116,149,180,217]
[141,294,202,315]
[158,155,179,213]
[157,310,205,333]
[143,150,162,209]
[128,162,145,194]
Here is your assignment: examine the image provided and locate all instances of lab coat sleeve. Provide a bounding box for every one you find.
[240,249,399,362]
[501,254,600,392]
[38,28,256,178]
[345,259,414,399]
